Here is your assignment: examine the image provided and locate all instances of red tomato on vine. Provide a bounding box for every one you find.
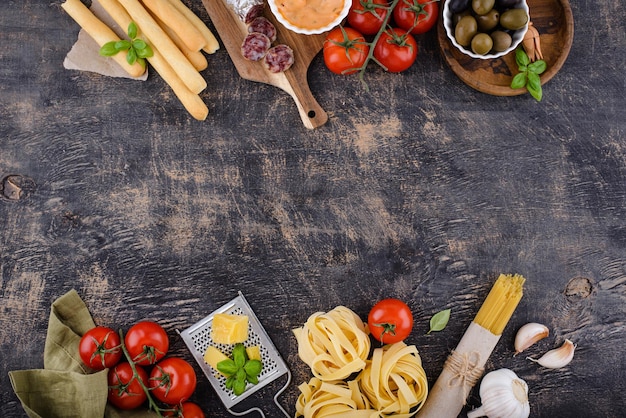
[124,321,169,366]
[347,0,390,35]
[164,402,206,418]
[107,362,148,410]
[149,357,197,405]
[368,298,414,343]
[393,0,440,35]
[78,326,122,370]
[323,26,370,75]
[373,28,419,73]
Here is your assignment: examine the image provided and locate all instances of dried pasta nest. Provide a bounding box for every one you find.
[357,342,428,416]
[292,306,371,381]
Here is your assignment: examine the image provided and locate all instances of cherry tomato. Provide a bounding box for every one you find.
[78,326,122,370]
[393,0,440,35]
[164,402,206,418]
[323,26,370,75]
[368,298,414,344]
[124,321,169,366]
[347,0,390,35]
[107,362,148,410]
[373,28,418,73]
[149,357,197,405]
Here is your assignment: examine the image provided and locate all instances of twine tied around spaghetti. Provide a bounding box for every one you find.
[444,350,484,403]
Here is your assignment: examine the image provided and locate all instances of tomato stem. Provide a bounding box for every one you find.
[118,329,167,417]
[355,0,401,89]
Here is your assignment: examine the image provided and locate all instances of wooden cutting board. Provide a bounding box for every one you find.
[437,0,574,96]
[201,0,328,129]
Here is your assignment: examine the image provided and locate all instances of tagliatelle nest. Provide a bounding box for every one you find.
[292,306,371,381]
[357,342,429,417]
[295,378,379,418]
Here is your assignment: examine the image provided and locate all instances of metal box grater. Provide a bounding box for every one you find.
[178,291,291,417]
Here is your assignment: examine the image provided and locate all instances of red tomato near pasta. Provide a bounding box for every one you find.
[368,298,414,343]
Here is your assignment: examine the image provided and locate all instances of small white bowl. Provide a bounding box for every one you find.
[443,0,529,59]
[268,0,351,35]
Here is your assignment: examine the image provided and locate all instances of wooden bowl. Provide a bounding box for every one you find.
[437,0,574,96]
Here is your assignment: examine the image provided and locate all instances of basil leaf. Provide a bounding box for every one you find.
[247,374,259,385]
[225,375,235,390]
[233,378,246,396]
[132,39,147,50]
[515,47,530,68]
[528,60,547,75]
[128,22,138,39]
[510,72,527,90]
[136,44,154,59]
[528,83,543,101]
[99,41,119,57]
[244,359,263,377]
[115,40,131,51]
[527,72,542,93]
[217,359,238,376]
[232,344,247,368]
[126,48,137,65]
[427,309,451,334]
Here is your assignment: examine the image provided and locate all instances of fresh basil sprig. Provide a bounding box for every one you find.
[100,22,153,67]
[510,47,547,102]
[217,344,263,396]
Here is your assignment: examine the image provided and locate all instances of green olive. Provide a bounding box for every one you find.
[455,15,478,47]
[500,8,529,30]
[471,33,493,55]
[472,0,495,15]
[490,30,512,52]
[475,9,500,32]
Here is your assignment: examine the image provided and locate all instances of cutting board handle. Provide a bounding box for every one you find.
[284,69,328,129]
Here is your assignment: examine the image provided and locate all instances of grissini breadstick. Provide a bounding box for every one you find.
[141,0,206,52]
[151,11,208,71]
[99,0,208,120]
[117,0,206,94]
[149,46,208,120]
[167,0,219,54]
[61,0,145,78]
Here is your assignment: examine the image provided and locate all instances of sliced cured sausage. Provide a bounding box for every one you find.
[263,44,295,73]
[241,32,271,61]
[248,16,277,42]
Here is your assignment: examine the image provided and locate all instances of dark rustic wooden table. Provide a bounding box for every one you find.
[1,1,625,417]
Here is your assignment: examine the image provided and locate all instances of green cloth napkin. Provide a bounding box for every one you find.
[8,289,157,418]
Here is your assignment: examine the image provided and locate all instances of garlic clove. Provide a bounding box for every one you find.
[514,322,550,355]
[528,339,576,369]
[467,368,530,418]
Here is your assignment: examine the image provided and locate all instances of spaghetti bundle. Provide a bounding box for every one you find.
[416,273,525,418]
[293,306,371,381]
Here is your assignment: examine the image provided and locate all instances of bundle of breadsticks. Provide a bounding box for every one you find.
[61,0,219,120]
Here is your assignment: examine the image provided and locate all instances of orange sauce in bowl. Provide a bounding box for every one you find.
[276,0,346,30]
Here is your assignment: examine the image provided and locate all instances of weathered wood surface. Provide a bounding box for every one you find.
[1,1,625,417]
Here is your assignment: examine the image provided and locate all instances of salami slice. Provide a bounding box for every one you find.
[243,3,265,24]
[263,44,295,73]
[241,32,271,61]
[248,16,277,42]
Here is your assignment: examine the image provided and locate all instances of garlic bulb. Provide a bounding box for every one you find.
[528,339,576,369]
[466,369,530,418]
[514,323,549,355]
